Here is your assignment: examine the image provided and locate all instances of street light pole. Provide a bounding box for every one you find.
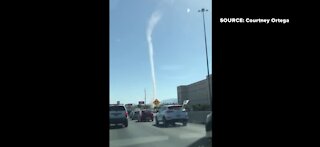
[198,8,212,109]
[144,88,146,104]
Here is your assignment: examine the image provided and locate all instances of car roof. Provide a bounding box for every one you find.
[109,105,126,108]
[166,105,182,107]
[110,104,125,107]
[161,105,182,108]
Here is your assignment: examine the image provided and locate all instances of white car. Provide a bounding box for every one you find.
[155,105,188,127]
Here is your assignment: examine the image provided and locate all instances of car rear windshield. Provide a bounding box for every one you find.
[110,106,125,111]
[168,106,183,110]
[142,110,152,113]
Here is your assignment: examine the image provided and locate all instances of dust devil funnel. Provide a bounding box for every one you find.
[146,11,162,101]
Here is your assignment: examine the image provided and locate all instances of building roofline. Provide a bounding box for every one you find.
[178,74,212,87]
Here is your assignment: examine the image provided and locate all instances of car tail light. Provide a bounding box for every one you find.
[125,112,128,118]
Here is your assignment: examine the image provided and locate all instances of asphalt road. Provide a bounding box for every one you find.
[109,118,209,147]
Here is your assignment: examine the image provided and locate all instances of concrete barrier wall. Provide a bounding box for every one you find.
[188,111,211,124]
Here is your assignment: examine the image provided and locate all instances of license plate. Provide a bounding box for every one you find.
[176,115,180,117]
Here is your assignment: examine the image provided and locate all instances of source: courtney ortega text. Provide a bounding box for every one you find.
[220,18,290,24]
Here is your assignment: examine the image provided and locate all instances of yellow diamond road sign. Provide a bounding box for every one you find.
[153,99,160,106]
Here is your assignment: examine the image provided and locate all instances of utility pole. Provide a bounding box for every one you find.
[144,88,146,104]
[198,8,212,109]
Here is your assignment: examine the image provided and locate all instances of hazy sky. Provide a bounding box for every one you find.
[110,0,212,104]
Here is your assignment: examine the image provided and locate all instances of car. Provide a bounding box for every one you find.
[130,110,140,120]
[127,109,132,116]
[155,105,188,127]
[137,109,154,122]
[205,112,212,138]
[129,111,134,119]
[109,104,128,127]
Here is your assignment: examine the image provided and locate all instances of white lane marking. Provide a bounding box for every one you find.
[110,136,169,147]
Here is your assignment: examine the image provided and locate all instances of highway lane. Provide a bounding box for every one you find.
[109,119,207,147]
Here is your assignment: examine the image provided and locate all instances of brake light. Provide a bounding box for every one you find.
[125,112,128,117]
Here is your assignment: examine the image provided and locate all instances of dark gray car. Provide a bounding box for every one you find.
[109,105,128,127]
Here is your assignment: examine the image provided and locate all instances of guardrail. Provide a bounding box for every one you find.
[188,111,211,124]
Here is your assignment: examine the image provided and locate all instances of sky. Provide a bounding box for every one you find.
[110,0,212,104]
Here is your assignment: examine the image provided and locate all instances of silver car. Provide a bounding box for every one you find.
[155,105,188,127]
[130,110,139,120]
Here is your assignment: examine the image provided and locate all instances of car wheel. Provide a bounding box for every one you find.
[183,121,187,126]
[155,117,159,126]
[124,122,128,127]
[163,117,168,127]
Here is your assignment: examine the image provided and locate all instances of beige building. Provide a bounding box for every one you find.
[177,75,212,106]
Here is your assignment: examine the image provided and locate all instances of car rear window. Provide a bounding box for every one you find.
[142,110,152,113]
[168,106,183,110]
[110,106,125,111]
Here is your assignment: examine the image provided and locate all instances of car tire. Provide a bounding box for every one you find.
[163,117,168,127]
[183,121,187,126]
[124,122,128,127]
